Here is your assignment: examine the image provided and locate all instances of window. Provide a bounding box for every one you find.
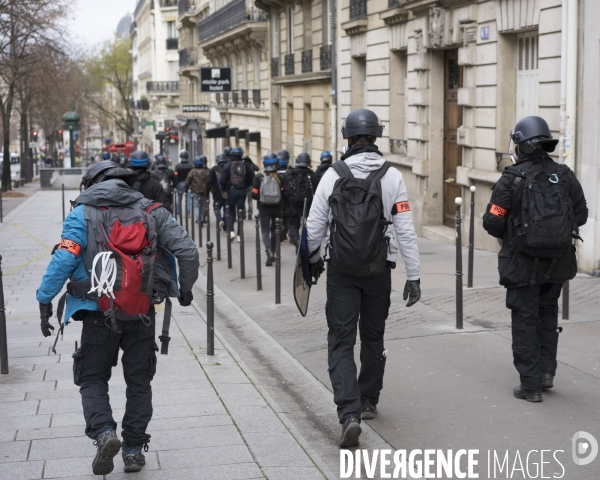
[351,57,366,110]
[166,21,177,39]
[516,31,539,121]
[288,8,295,53]
[287,103,294,136]
[303,0,312,50]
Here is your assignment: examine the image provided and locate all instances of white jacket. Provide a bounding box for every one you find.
[306,151,420,281]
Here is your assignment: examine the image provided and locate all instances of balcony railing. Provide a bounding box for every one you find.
[252,89,260,108]
[179,48,197,68]
[130,99,150,110]
[320,45,331,71]
[301,50,312,73]
[147,81,179,92]
[197,0,267,43]
[284,53,294,75]
[178,0,197,17]
[271,57,279,78]
[349,0,367,20]
[166,38,178,50]
[161,0,177,7]
[388,0,400,6]
[241,89,249,107]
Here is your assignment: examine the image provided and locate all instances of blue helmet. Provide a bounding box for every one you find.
[263,152,278,172]
[231,147,243,158]
[194,155,207,167]
[129,150,150,168]
[320,151,332,163]
[101,151,111,160]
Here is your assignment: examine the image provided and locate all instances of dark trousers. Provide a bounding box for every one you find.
[213,199,225,226]
[326,264,391,423]
[506,283,563,392]
[74,312,157,446]
[287,212,301,246]
[259,212,278,251]
[227,187,247,234]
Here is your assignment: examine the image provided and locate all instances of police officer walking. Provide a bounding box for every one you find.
[174,150,193,215]
[286,152,317,248]
[483,116,587,402]
[315,151,333,182]
[184,155,210,224]
[206,153,228,231]
[129,151,166,203]
[152,154,177,213]
[36,161,199,475]
[307,109,421,447]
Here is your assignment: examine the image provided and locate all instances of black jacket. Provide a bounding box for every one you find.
[315,162,331,182]
[483,153,587,287]
[207,163,226,203]
[152,167,176,195]
[131,170,166,204]
[220,160,254,190]
[287,166,318,214]
[174,162,194,184]
[251,172,292,215]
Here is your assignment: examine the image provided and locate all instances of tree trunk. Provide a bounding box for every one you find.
[20,108,27,184]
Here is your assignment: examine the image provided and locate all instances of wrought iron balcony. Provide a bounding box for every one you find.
[301,50,312,73]
[131,99,150,110]
[271,57,279,78]
[349,0,367,20]
[179,48,197,68]
[320,45,331,71]
[146,81,179,92]
[161,0,177,7]
[284,53,294,76]
[241,89,249,107]
[197,0,267,43]
[166,38,178,50]
[252,89,261,108]
[388,0,400,7]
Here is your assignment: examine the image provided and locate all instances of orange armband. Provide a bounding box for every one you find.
[392,201,411,214]
[57,239,81,256]
[489,204,507,218]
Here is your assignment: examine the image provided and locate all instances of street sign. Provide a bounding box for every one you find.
[182,105,209,113]
[200,68,232,92]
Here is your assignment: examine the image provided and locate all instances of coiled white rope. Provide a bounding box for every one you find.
[88,252,117,299]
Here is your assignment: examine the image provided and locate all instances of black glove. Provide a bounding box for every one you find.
[179,290,193,307]
[403,279,421,307]
[387,261,396,269]
[39,303,54,337]
[309,258,325,285]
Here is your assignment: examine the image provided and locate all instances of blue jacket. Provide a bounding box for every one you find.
[37,180,200,324]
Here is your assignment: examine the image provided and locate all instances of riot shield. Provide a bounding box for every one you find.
[293,199,312,317]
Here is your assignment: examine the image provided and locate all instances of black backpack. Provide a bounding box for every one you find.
[328,161,390,277]
[509,163,576,259]
[290,171,314,207]
[230,161,246,189]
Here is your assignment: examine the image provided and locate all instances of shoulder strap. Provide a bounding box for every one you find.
[367,162,391,182]
[332,161,354,179]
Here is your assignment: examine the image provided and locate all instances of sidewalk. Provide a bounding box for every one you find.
[0,191,328,479]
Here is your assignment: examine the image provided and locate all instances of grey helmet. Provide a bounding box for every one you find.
[179,150,189,162]
[295,152,311,168]
[81,160,135,190]
[341,109,384,139]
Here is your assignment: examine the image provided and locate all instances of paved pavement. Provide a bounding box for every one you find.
[2,188,600,479]
[0,190,330,479]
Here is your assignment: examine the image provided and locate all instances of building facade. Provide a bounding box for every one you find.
[132,0,181,159]
[335,0,600,272]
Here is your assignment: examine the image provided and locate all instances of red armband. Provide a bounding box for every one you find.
[392,201,411,214]
[489,204,507,218]
[57,239,81,256]
[252,188,259,194]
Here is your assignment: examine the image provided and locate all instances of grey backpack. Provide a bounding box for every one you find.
[260,174,282,205]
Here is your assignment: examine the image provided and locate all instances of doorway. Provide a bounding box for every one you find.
[443,49,463,228]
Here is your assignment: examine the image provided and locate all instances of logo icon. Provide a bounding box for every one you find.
[572,431,598,466]
[211,69,221,79]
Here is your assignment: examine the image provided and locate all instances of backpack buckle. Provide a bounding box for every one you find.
[549,173,559,184]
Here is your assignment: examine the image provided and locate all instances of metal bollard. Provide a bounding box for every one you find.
[206,242,215,356]
[238,209,245,279]
[185,192,190,234]
[455,198,463,329]
[226,205,232,269]
[190,194,195,243]
[562,279,569,320]
[255,215,262,291]
[214,202,221,261]
[0,256,8,373]
[62,184,65,221]
[0,188,3,223]
[198,196,203,247]
[206,198,211,244]
[275,218,281,304]
[467,186,476,288]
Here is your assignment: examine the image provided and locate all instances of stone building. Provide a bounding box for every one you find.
[335,0,593,267]
[256,0,335,167]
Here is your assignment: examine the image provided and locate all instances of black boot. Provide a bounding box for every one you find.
[339,416,362,448]
[513,385,542,402]
[542,374,554,389]
[361,401,377,420]
[265,248,274,267]
[122,443,147,473]
[92,428,121,475]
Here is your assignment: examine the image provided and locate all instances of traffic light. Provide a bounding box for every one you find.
[31,130,38,142]
[57,129,63,141]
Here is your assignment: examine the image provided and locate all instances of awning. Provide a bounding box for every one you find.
[226,127,238,137]
[246,132,261,142]
[204,126,228,138]
[235,129,249,140]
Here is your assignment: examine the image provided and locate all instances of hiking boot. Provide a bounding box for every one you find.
[361,401,377,420]
[92,428,121,475]
[513,385,543,403]
[218,220,224,232]
[339,416,362,448]
[122,443,146,473]
[542,374,554,389]
[265,249,274,267]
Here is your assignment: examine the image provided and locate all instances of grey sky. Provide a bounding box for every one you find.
[70,0,137,50]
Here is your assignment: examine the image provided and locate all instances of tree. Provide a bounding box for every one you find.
[85,37,134,142]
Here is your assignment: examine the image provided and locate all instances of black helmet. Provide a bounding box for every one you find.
[341,109,384,139]
[263,151,278,172]
[216,153,227,164]
[81,160,135,190]
[155,154,167,167]
[510,116,559,154]
[242,155,251,163]
[277,149,289,161]
[223,146,232,156]
[129,150,150,169]
[296,152,311,168]
[179,150,189,162]
[320,151,332,163]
